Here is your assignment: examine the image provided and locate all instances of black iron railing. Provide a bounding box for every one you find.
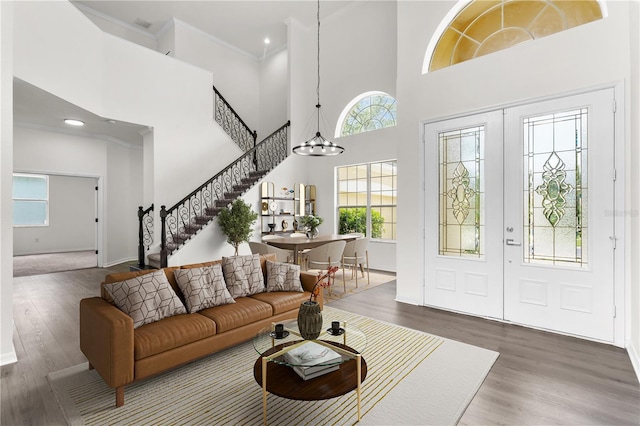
[159,121,290,267]
[213,85,257,153]
[137,204,154,268]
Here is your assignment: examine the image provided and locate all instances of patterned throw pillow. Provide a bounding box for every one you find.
[265,260,303,292]
[103,269,186,328]
[221,254,265,297]
[174,264,235,313]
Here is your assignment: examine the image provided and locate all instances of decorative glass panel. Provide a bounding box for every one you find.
[439,126,484,257]
[428,0,603,72]
[340,93,397,137]
[523,108,587,266]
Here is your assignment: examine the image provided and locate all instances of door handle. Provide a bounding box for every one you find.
[506,239,521,246]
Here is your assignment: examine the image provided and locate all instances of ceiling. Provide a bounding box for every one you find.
[14,79,148,147]
[72,0,355,60]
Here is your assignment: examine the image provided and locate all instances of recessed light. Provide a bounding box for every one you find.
[64,119,85,126]
[107,119,116,124]
[264,38,270,45]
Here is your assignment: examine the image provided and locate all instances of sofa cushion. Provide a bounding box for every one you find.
[174,264,235,313]
[221,254,264,297]
[265,260,303,292]
[103,270,187,328]
[102,267,181,303]
[134,313,217,360]
[198,297,272,333]
[250,291,310,316]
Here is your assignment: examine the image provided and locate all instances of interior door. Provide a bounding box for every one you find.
[503,89,615,342]
[423,111,504,319]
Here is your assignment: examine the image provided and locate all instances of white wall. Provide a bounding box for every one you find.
[13,174,97,256]
[171,18,262,135]
[394,1,633,317]
[0,1,16,365]
[259,48,289,136]
[628,0,640,378]
[13,126,142,266]
[287,1,398,272]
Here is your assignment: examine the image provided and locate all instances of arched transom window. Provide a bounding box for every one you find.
[424,0,605,73]
[336,92,397,137]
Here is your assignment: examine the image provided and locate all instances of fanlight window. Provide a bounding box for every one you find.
[337,92,397,137]
[425,0,605,73]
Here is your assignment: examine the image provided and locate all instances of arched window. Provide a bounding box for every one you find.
[424,0,606,73]
[336,92,397,137]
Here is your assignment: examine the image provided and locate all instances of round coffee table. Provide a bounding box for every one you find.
[253,318,367,425]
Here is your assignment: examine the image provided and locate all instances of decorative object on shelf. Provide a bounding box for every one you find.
[269,201,278,213]
[267,223,276,234]
[300,214,323,239]
[261,201,268,214]
[281,220,289,230]
[292,0,344,157]
[297,265,338,340]
[281,187,295,198]
[292,219,298,231]
[217,199,258,256]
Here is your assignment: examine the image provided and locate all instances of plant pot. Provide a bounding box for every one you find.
[297,301,322,340]
[306,228,319,239]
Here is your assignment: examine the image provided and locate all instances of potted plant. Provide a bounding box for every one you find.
[300,214,323,239]
[217,198,258,255]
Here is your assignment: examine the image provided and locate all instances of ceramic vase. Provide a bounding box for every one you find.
[306,228,319,239]
[297,301,322,340]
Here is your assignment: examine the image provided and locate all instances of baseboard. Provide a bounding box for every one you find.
[395,295,421,306]
[103,256,137,268]
[1,345,17,366]
[14,248,96,256]
[628,340,640,382]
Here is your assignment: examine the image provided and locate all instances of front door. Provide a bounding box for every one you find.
[424,89,616,342]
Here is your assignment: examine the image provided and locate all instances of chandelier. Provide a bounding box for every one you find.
[292,0,344,157]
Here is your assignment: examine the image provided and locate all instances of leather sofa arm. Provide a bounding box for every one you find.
[79,297,134,389]
[300,271,323,308]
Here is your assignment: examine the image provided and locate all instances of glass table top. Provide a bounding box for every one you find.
[253,317,367,368]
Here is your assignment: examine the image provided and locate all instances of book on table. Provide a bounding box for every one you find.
[283,341,342,379]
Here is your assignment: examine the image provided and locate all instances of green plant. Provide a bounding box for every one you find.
[217,199,258,255]
[338,208,384,238]
[299,214,323,231]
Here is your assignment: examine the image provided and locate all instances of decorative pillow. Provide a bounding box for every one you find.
[174,264,235,313]
[266,260,303,292]
[221,254,265,297]
[103,270,186,328]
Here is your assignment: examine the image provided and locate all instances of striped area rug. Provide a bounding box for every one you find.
[49,307,497,425]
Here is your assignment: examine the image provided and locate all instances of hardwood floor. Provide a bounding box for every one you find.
[1,265,638,425]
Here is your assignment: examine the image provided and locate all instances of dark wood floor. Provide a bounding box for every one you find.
[1,265,639,425]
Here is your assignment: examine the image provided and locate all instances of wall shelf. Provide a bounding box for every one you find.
[260,182,316,235]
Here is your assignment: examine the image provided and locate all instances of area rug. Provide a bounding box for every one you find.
[48,307,498,425]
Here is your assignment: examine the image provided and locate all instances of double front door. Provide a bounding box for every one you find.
[423,89,617,342]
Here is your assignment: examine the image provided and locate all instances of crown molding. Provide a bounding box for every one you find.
[72,2,158,41]
[14,121,143,150]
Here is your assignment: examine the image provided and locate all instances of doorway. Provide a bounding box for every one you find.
[423,89,618,343]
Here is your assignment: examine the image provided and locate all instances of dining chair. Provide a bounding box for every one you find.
[305,240,347,294]
[289,232,309,268]
[249,241,292,263]
[341,237,370,288]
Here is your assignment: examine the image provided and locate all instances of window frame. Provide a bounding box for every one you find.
[335,91,397,138]
[336,160,397,241]
[13,173,50,227]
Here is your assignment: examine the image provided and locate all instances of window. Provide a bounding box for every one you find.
[13,173,49,226]
[337,161,397,240]
[336,92,397,137]
[424,0,605,73]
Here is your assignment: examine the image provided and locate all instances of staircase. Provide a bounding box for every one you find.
[140,85,290,269]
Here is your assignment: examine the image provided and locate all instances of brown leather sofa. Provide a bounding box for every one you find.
[79,254,321,408]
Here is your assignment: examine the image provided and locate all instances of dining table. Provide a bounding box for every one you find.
[263,234,358,265]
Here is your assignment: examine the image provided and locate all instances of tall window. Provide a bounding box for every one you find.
[337,92,397,137]
[424,0,604,73]
[337,161,397,240]
[13,173,49,226]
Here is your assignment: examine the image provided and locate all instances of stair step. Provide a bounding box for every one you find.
[193,215,211,225]
[181,224,201,234]
[233,184,251,192]
[171,233,189,244]
[205,206,222,216]
[215,199,233,208]
[249,171,265,177]
[223,191,242,200]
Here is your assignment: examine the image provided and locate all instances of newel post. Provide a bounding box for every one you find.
[137,206,145,268]
[160,205,168,268]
